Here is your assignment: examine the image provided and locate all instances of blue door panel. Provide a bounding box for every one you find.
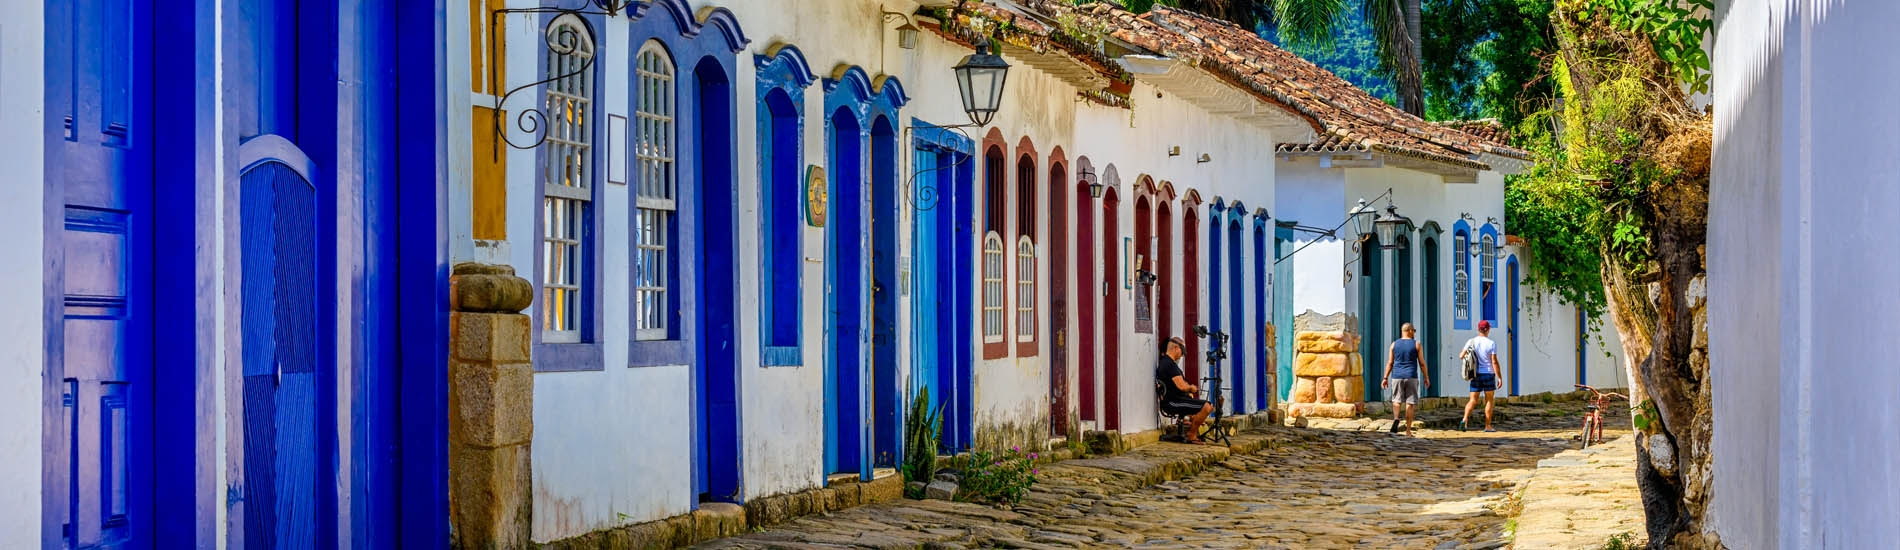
[240,160,319,550]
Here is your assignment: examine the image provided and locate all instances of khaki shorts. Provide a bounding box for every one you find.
[1388,378,1421,405]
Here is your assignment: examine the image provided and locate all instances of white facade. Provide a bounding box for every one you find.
[450,0,1303,542]
[0,5,48,546]
[1710,1,1900,547]
[1276,159,1626,399]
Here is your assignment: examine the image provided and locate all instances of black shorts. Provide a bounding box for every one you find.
[1160,397,1208,417]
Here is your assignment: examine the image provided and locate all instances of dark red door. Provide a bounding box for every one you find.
[1075,182,1097,424]
[1048,164,1069,436]
[1102,190,1122,431]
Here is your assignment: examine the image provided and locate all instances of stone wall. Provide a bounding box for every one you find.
[1284,311,1364,419]
[448,263,535,549]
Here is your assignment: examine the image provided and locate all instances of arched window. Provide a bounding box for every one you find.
[1015,151,1038,351]
[982,142,1009,356]
[983,232,1007,343]
[754,46,813,366]
[632,41,677,341]
[1453,228,1471,328]
[1016,235,1036,343]
[1481,233,1498,322]
[542,13,598,344]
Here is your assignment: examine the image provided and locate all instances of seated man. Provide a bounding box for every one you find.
[1155,336,1214,444]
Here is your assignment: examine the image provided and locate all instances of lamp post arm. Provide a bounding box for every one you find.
[1272,187,1395,266]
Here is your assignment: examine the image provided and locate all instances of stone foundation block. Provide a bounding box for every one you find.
[1292,377,1317,403]
[1332,376,1365,404]
[1314,376,1335,403]
[448,444,531,548]
[450,359,534,447]
[451,311,531,364]
[1295,331,1356,354]
[1294,351,1354,376]
[863,471,904,504]
[691,503,747,543]
[1285,403,1363,418]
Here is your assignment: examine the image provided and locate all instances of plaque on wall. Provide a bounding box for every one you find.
[805,165,827,227]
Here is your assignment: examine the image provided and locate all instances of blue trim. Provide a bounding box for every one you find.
[1252,218,1269,410]
[1507,255,1520,396]
[628,0,751,53]
[390,0,451,543]
[534,12,607,372]
[1226,219,1245,413]
[1479,224,1500,323]
[625,7,744,370]
[755,46,814,367]
[1451,220,1472,331]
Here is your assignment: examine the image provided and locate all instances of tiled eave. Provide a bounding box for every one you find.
[1278,140,1489,181]
[1119,55,1316,141]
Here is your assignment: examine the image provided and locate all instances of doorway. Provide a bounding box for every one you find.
[1075,176,1097,426]
[1423,235,1443,397]
[870,116,900,469]
[693,59,742,502]
[1227,219,1245,413]
[910,123,975,453]
[1358,239,1384,403]
[824,107,866,476]
[1100,189,1122,431]
[1508,256,1521,396]
[1046,160,1070,437]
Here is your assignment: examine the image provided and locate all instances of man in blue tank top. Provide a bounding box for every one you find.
[1382,322,1429,436]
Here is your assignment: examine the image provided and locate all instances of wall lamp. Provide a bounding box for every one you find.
[882,9,920,50]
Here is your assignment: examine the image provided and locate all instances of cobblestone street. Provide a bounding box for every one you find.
[701,399,1633,549]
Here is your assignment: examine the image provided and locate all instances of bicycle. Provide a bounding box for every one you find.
[1574,384,1626,449]
[1194,325,1233,446]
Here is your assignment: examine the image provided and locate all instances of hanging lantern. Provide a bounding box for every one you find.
[954,40,1011,127]
[1373,204,1413,251]
[1347,198,1376,242]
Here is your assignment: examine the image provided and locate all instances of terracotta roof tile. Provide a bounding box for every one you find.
[1021,2,1527,169]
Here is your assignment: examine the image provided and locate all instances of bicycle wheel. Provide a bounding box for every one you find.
[1579,416,1595,450]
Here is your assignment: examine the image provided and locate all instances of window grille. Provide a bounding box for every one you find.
[1016,236,1036,342]
[541,13,595,343]
[983,232,1006,343]
[1481,235,1497,283]
[633,41,676,341]
[1453,231,1470,322]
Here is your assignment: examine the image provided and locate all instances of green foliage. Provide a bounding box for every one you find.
[1600,531,1638,550]
[956,447,1040,505]
[1568,0,1713,94]
[902,387,942,498]
[1263,2,1397,103]
[1631,398,1660,432]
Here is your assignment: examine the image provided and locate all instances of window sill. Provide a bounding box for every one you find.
[762,346,802,367]
[534,342,605,372]
[629,339,692,368]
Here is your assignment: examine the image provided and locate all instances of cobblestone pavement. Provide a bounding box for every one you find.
[703,400,1630,549]
[1511,434,1645,549]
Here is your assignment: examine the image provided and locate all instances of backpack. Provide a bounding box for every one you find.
[1461,340,1479,381]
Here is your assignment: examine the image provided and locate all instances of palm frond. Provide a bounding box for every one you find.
[1271,0,1349,48]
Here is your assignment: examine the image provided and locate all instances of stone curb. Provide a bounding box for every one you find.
[536,472,905,550]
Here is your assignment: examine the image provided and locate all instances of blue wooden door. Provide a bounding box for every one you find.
[47,0,155,546]
[1273,226,1295,401]
[238,137,321,549]
[910,146,941,406]
[1508,256,1521,396]
[1226,220,1245,413]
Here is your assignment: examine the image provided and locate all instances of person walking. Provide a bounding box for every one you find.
[1383,322,1429,436]
[1460,321,1505,432]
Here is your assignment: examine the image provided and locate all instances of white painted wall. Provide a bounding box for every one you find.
[1711,1,1900,547]
[0,5,47,546]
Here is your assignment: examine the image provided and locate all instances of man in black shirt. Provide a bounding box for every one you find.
[1156,337,1214,444]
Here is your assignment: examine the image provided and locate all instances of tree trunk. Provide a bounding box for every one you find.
[1403,0,1423,115]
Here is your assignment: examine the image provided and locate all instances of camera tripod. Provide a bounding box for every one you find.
[1195,326,1234,446]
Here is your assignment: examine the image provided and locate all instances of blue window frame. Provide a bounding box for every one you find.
[534,12,606,371]
[623,0,748,368]
[1480,223,1500,323]
[1452,220,1472,331]
[755,46,816,366]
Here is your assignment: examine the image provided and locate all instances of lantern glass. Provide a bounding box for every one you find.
[1348,199,1376,241]
[1374,205,1412,251]
[896,23,919,49]
[954,42,1010,126]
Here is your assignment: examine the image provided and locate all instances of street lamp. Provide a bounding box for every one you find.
[1347,198,1377,242]
[1080,165,1103,198]
[1373,203,1413,251]
[954,40,1011,127]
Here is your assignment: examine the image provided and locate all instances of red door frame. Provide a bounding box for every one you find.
[1101,187,1123,431]
[1047,149,1069,436]
[1181,198,1202,382]
[1074,161,1097,423]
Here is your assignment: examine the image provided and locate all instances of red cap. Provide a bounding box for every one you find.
[1477,320,1491,331]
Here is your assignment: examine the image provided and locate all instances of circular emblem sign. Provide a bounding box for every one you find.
[805,165,827,227]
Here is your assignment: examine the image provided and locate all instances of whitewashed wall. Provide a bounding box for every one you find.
[0,5,47,546]
[1073,78,1285,431]
[1710,1,1900,547]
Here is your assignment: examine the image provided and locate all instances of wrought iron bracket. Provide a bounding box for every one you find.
[902,122,981,212]
[486,1,631,160]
